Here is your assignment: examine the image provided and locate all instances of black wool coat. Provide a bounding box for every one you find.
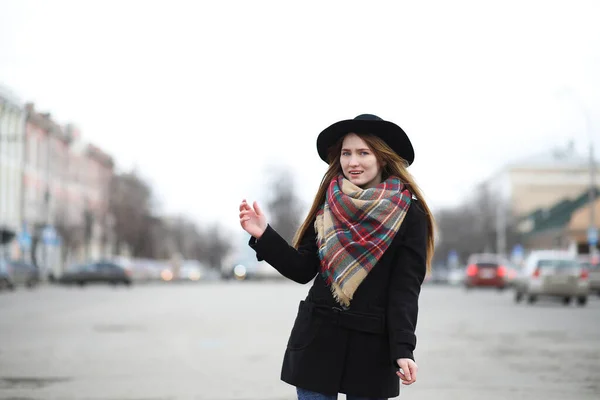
[248,201,428,398]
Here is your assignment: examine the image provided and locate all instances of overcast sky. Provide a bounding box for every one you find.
[1,0,599,243]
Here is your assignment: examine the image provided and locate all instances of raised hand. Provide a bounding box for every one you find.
[239,199,268,239]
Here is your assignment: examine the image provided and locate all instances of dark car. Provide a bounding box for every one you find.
[465,253,509,290]
[58,261,132,287]
[0,259,40,291]
[0,260,13,291]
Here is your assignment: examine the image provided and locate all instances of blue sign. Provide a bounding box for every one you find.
[42,226,60,246]
[588,228,598,246]
[17,230,31,249]
[511,244,524,263]
[511,244,523,257]
[448,250,458,266]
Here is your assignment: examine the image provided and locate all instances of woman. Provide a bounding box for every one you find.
[239,114,435,399]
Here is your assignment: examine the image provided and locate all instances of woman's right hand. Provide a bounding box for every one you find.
[239,199,267,239]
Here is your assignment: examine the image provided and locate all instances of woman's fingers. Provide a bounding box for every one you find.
[398,360,411,381]
[397,359,417,385]
[239,199,252,212]
[239,209,256,219]
[396,370,411,385]
[410,362,418,379]
[253,201,263,216]
[240,216,251,225]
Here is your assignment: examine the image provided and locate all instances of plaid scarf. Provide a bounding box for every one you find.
[315,174,412,307]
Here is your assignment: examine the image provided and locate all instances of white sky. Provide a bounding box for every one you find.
[1,0,599,244]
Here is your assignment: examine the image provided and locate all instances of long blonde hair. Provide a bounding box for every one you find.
[293,133,436,272]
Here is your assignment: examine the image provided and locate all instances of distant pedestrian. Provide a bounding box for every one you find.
[239,114,435,399]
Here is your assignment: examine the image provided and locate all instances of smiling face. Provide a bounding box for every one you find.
[340,133,384,189]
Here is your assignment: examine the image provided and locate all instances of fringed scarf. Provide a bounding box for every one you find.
[315,175,412,307]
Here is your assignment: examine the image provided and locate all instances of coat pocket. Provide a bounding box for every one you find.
[286,301,322,351]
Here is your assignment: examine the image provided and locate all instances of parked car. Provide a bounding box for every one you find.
[58,261,132,287]
[176,260,221,282]
[0,260,14,291]
[221,260,282,281]
[0,259,40,290]
[221,263,250,281]
[578,254,600,296]
[448,266,466,286]
[514,250,589,306]
[426,266,450,285]
[504,262,522,288]
[464,253,510,290]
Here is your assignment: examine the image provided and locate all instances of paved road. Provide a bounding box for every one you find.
[0,282,599,400]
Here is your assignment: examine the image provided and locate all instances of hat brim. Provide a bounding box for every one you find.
[316,119,414,165]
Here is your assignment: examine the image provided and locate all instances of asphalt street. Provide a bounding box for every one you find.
[1,281,599,400]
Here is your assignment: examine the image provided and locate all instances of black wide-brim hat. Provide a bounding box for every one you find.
[316,114,414,166]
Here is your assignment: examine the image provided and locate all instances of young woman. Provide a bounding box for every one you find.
[239,114,435,399]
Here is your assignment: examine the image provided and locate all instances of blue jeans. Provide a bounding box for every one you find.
[297,387,386,400]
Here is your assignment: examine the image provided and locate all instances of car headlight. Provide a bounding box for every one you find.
[189,271,201,281]
[161,269,173,281]
[233,265,246,279]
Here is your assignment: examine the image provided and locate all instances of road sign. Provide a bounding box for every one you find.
[42,226,60,246]
[511,244,524,263]
[448,250,458,267]
[588,227,598,246]
[17,230,31,249]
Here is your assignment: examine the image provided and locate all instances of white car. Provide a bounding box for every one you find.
[447,266,466,286]
[177,260,220,282]
[514,250,590,306]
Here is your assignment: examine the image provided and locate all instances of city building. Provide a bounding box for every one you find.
[484,143,599,218]
[20,103,116,277]
[481,142,598,256]
[0,85,26,259]
[520,187,599,254]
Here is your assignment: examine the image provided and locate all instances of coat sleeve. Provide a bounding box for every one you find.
[387,203,428,365]
[248,223,320,284]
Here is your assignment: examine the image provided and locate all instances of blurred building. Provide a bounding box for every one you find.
[21,103,115,277]
[520,187,599,254]
[484,143,599,218]
[0,85,27,258]
[83,143,115,259]
[480,142,598,256]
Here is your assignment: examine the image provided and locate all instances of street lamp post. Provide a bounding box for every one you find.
[576,101,597,257]
[588,136,597,257]
[0,100,5,258]
[84,202,93,261]
[0,99,7,259]
[557,88,597,257]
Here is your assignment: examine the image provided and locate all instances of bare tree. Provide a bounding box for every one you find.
[54,207,83,266]
[266,167,304,243]
[130,214,164,258]
[198,223,233,269]
[433,185,522,265]
[433,204,478,264]
[108,170,156,258]
[107,168,237,264]
[168,216,200,259]
[156,215,232,269]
